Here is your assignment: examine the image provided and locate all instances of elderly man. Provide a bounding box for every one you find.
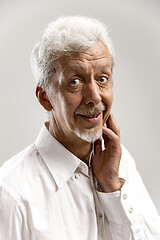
[0,16,160,240]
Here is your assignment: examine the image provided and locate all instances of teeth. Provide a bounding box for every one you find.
[84,114,99,118]
[79,113,100,118]
[85,115,94,118]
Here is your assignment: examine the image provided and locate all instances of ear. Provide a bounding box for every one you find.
[36,86,53,111]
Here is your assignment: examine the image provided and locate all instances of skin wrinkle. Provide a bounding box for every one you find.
[61,64,111,80]
[35,42,113,163]
[57,59,111,87]
[60,56,111,73]
[44,42,113,163]
[47,44,112,92]
[31,16,115,90]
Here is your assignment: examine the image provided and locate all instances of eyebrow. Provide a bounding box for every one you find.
[62,63,111,75]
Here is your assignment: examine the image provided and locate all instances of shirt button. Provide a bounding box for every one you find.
[129,207,133,213]
[79,163,86,169]
[75,173,80,179]
[98,214,103,219]
[123,194,127,200]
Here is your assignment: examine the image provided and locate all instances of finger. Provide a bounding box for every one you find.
[92,139,103,174]
[106,113,120,137]
[102,126,120,149]
[102,126,118,141]
[103,110,110,125]
[94,139,102,155]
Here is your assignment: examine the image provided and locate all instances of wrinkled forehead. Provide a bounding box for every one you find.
[48,42,112,88]
[55,43,112,75]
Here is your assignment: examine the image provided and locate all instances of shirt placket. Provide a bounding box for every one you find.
[88,149,106,240]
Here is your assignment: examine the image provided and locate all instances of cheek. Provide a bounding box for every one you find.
[64,93,82,112]
[102,90,113,108]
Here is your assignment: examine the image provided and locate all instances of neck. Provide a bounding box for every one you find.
[48,122,92,165]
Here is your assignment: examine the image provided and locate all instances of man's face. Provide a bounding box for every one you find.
[49,42,113,142]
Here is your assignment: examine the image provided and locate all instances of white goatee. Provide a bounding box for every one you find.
[73,128,102,143]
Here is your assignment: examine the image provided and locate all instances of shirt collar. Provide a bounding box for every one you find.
[34,123,82,189]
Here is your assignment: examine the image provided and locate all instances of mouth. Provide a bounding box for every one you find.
[78,112,102,123]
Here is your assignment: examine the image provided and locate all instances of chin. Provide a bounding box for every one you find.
[73,128,102,143]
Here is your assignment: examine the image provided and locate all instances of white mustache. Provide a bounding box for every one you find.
[75,103,106,116]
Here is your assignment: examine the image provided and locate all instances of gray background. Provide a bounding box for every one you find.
[0,0,160,213]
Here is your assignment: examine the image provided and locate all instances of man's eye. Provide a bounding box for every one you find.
[97,76,108,83]
[69,79,80,85]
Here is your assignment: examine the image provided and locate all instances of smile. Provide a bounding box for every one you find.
[78,112,102,123]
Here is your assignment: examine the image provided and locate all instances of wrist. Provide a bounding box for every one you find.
[98,178,124,193]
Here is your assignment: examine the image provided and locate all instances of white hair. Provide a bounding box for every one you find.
[31,16,115,93]
[73,128,102,143]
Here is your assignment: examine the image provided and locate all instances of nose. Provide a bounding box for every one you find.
[83,81,101,105]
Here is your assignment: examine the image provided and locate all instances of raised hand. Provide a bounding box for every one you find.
[92,113,122,193]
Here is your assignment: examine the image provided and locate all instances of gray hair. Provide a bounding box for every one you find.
[31,16,115,93]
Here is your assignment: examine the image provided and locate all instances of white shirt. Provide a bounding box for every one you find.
[0,123,160,240]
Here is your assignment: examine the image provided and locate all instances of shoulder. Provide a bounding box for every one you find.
[0,144,37,179]
[0,144,42,202]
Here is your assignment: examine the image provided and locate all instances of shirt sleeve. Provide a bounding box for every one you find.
[96,146,160,240]
[0,185,29,240]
